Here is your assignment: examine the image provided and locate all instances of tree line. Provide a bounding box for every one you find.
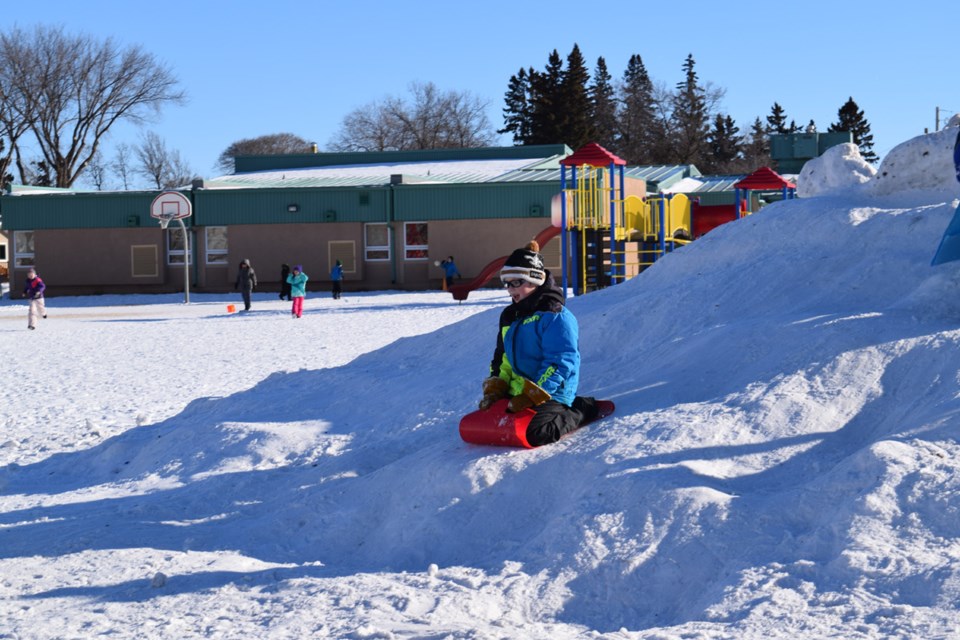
[326,44,876,171]
[499,44,877,171]
[0,26,878,191]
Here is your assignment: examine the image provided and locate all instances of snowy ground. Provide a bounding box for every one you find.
[3,126,960,638]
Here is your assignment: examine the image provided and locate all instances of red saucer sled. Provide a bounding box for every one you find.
[459,398,615,448]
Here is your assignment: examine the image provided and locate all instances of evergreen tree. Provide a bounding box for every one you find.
[741,117,772,170]
[589,56,617,152]
[528,50,565,145]
[558,43,593,150]
[618,53,658,165]
[500,67,532,145]
[766,102,791,134]
[704,114,743,174]
[828,96,876,162]
[670,54,710,164]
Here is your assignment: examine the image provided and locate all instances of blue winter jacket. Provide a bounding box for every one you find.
[442,260,460,279]
[489,275,580,406]
[286,272,309,298]
[331,264,343,281]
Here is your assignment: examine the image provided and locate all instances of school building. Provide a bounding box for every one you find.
[0,133,842,299]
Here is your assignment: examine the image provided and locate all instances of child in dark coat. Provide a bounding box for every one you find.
[234,259,257,311]
[279,263,292,301]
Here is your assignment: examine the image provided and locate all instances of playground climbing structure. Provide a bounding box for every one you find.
[559,143,796,296]
[560,143,694,295]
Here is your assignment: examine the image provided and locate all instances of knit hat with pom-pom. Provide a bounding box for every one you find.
[500,240,546,287]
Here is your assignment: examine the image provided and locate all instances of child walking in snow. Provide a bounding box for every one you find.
[234,259,257,311]
[330,260,343,300]
[286,265,308,318]
[23,267,46,330]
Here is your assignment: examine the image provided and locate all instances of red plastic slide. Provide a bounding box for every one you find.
[448,225,561,301]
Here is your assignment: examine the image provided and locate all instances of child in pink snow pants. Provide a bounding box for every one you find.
[286,265,308,318]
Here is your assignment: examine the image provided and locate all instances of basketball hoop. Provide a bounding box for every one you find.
[149,191,194,304]
[150,191,193,225]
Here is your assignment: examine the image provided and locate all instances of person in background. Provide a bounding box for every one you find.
[23,267,46,330]
[478,240,602,446]
[234,259,257,311]
[286,264,309,318]
[440,256,460,288]
[279,263,292,301]
[331,259,344,300]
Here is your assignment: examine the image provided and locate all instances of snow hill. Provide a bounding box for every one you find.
[2,125,960,638]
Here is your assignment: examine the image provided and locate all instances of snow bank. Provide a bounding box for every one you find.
[867,125,960,196]
[797,142,876,197]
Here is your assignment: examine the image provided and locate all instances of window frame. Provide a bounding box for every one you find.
[13,230,34,268]
[403,221,429,261]
[364,223,391,262]
[204,226,229,265]
[166,227,193,266]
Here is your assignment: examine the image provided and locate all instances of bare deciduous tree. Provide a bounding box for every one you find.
[136,131,195,189]
[0,25,185,188]
[112,142,133,190]
[215,132,312,174]
[84,149,108,190]
[328,81,495,152]
[328,102,401,152]
[0,31,35,185]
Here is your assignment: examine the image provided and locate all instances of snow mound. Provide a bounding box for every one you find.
[797,142,876,197]
[868,125,960,196]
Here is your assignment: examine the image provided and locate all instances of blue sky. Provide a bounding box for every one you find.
[6,1,958,186]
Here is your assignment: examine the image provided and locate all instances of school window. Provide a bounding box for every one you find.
[13,231,34,268]
[205,226,228,264]
[166,228,193,265]
[404,222,428,260]
[365,223,391,261]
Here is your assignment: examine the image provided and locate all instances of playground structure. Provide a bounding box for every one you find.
[560,143,796,295]
[445,142,796,301]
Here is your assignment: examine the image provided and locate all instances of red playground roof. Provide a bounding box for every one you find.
[734,166,796,190]
[560,142,627,167]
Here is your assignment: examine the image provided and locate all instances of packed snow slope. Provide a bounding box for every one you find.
[3,125,960,638]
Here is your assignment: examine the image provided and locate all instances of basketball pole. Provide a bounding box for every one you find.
[176,217,190,304]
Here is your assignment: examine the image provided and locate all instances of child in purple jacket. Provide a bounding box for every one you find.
[23,268,46,330]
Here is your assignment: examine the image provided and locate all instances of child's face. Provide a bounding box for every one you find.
[508,281,537,304]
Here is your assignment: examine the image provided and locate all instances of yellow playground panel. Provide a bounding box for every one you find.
[624,193,691,243]
[565,164,620,231]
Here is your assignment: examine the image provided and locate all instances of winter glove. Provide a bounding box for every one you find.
[506,378,551,413]
[478,376,508,410]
